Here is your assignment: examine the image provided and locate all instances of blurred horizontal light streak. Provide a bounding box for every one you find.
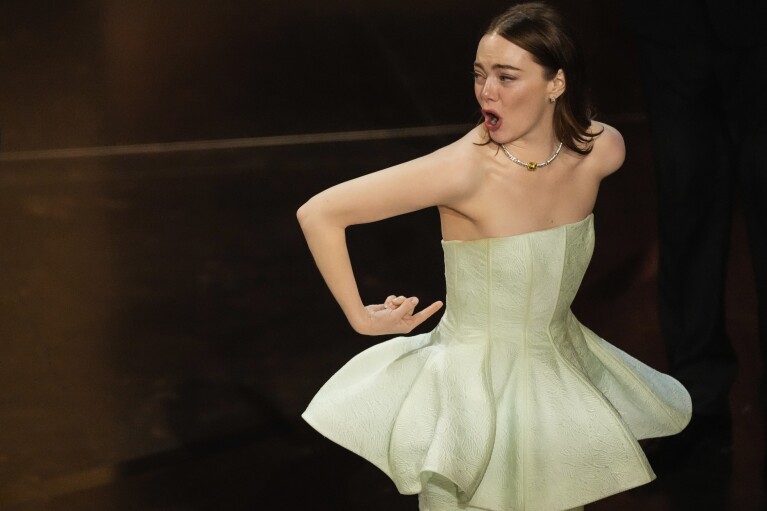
[0,124,474,162]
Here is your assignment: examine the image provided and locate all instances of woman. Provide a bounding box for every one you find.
[297,3,691,510]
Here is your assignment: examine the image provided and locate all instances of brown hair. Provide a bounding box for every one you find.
[481,2,600,154]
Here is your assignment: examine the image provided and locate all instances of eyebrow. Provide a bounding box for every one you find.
[473,62,522,71]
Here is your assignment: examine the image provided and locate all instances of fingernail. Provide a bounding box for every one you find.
[410,297,418,304]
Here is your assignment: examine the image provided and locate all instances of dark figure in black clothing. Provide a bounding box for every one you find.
[625,0,767,448]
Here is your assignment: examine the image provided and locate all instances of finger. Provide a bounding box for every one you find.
[393,297,419,320]
[385,295,407,309]
[411,300,444,324]
[386,295,407,310]
[368,303,387,312]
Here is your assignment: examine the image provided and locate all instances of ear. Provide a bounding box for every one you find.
[548,69,566,100]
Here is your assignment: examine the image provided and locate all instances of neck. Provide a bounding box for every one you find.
[500,131,560,161]
[498,117,559,153]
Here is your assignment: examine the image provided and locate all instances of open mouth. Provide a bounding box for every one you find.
[483,110,501,128]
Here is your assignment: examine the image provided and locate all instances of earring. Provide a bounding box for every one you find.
[549,96,557,103]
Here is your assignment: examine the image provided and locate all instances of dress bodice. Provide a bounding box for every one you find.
[439,214,595,342]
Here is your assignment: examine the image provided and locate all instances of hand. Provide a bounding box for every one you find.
[355,295,444,336]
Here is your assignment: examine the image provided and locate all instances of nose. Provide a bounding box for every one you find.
[481,80,496,101]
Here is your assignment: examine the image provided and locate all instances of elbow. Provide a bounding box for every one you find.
[296,197,324,233]
[297,195,345,233]
[296,195,319,229]
[296,201,310,227]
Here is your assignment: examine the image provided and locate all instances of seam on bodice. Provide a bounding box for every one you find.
[520,234,532,508]
[534,219,654,479]
[544,224,653,480]
[478,239,496,498]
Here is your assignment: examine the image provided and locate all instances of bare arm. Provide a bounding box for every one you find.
[297,138,475,335]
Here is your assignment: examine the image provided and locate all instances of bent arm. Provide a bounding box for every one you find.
[297,141,473,334]
[296,208,368,331]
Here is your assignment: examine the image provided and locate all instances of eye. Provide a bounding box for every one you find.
[471,71,486,83]
[499,75,516,82]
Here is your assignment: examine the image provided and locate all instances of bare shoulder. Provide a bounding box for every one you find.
[426,125,486,188]
[586,121,625,178]
[434,125,487,162]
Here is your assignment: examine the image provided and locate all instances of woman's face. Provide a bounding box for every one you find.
[473,33,561,144]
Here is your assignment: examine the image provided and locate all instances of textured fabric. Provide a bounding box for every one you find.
[418,474,585,511]
[303,214,692,511]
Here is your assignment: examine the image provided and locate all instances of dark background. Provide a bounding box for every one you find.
[0,0,639,151]
[0,1,762,509]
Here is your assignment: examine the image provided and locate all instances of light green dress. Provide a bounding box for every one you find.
[303,214,691,511]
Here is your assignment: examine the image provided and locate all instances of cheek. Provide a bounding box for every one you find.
[501,86,538,111]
